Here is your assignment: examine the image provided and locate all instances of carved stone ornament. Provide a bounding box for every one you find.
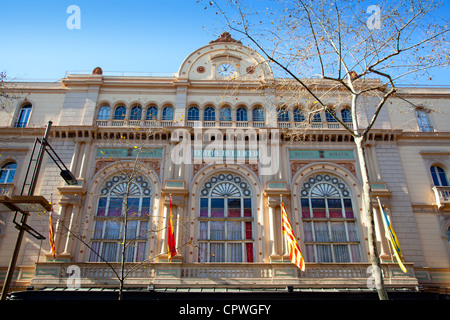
[92,67,103,75]
[209,32,242,44]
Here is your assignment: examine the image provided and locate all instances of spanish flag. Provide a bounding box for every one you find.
[281,201,305,271]
[167,195,177,262]
[377,197,407,273]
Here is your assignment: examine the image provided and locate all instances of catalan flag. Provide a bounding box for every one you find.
[281,201,305,271]
[377,197,407,273]
[167,195,177,262]
[48,206,56,259]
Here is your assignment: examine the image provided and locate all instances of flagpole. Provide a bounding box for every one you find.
[169,193,172,262]
[49,193,56,259]
[280,194,284,263]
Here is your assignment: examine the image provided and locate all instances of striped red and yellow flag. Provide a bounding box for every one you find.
[49,208,56,259]
[167,195,177,262]
[281,202,305,271]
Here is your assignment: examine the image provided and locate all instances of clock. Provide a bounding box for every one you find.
[217,63,235,76]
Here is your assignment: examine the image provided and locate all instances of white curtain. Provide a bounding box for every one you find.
[314,222,330,242]
[227,221,242,240]
[316,244,332,262]
[228,243,243,262]
[199,221,208,239]
[102,242,118,262]
[210,243,225,262]
[331,222,347,242]
[104,221,121,239]
[210,221,225,240]
[334,244,350,262]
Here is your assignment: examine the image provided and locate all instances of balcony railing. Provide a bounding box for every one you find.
[96,120,173,128]
[31,262,418,289]
[432,186,450,209]
[96,119,353,130]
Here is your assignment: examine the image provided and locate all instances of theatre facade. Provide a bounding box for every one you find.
[0,33,449,297]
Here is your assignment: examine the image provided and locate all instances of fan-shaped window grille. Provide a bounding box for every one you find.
[198,173,254,263]
[300,174,361,263]
[89,173,152,263]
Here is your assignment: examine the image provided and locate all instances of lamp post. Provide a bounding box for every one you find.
[0,121,76,300]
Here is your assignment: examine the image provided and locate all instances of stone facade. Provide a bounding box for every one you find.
[0,34,449,295]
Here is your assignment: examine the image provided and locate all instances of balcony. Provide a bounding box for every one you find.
[96,119,353,130]
[95,119,171,128]
[432,186,450,209]
[31,262,418,290]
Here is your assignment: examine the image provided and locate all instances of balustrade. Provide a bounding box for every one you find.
[31,262,418,289]
[96,119,354,130]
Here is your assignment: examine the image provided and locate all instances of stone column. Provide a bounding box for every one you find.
[268,204,278,259]
[53,205,68,255]
[56,185,87,261]
[77,139,93,182]
[160,201,169,257]
[70,141,81,173]
[176,205,183,250]
[374,202,392,261]
[62,205,75,255]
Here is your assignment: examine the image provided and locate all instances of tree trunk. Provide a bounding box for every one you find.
[354,136,389,300]
[118,207,128,300]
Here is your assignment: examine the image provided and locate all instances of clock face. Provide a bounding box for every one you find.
[217,63,235,76]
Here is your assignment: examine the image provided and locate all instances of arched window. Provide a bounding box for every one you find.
[113,106,126,120]
[252,107,265,122]
[236,107,248,122]
[312,112,321,122]
[146,106,158,120]
[198,173,254,263]
[293,108,305,122]
[277,107,289,122]
[341,108,352,122]
[300,174,361,263]
[90,173,152,262]
[15,104,32,127]
[325,109,337,122]
[187,106,200,121]
[416,108,433,132]
[203,106,216,121]
[0,162,17,183]
[97,105,110,120]
[220,107,232,121]
[129,105,142,120]
[430,165,449,187]
[162,106,174,121]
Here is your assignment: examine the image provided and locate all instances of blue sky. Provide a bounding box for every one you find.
[1,0,449,85]
[0,1,224,80]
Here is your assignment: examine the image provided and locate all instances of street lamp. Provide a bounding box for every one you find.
[0,195,51,213]
[0,121,76,300]
[0,195,52,240]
